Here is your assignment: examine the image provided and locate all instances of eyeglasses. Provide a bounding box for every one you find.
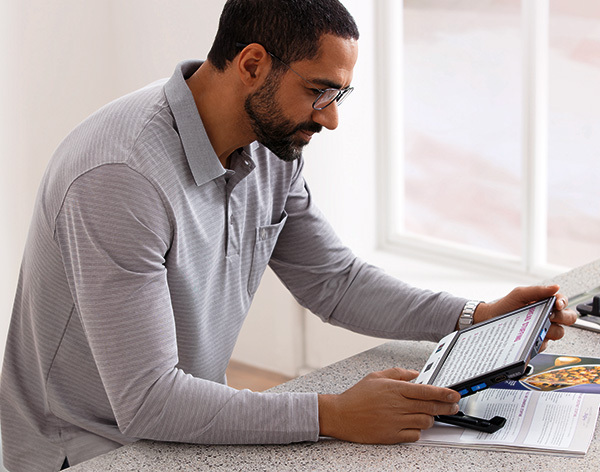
[235,43,354,110]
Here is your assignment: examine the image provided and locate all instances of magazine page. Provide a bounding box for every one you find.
[415,388,600,456]
[492,353,600,394]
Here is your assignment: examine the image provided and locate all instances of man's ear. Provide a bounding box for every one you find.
[236,43,272,86]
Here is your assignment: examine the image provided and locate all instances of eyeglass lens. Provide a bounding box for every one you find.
[314,87,353,110]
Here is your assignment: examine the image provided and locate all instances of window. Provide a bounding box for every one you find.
[376,0,600,276]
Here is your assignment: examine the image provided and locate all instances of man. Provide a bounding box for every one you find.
[0,1,575,471]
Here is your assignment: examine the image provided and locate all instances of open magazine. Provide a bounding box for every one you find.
[493,353,600,394]
[414,354,600,456]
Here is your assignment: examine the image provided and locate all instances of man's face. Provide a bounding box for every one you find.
[244,73,323,162]
[244,35,358,162]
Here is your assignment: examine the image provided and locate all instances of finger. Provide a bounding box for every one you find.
[394,429,422,443]
[554,295,568,311]
[394,413,436,431]
[545,322,565,341]
[550,307,577,326]
[386,415,436,444]
[402,399,460,417]
[399,382,461,403]
[375,367,420,382]
[376,427,424,444]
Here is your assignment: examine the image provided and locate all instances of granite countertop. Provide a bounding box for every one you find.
[70,260,600,471]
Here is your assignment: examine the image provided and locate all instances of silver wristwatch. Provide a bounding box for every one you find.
[458,300,481,330]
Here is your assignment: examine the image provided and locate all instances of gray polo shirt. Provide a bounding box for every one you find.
[0,60,465,471]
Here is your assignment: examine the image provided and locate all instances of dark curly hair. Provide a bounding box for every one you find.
[207,0,359,71]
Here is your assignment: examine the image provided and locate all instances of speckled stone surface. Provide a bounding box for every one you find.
[543,259,600,300]
[69,260,600,471]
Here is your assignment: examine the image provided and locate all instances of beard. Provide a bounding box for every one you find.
[244,76,322,162]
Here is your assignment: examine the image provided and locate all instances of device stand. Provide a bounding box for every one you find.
[435,411,506,433]
[577,295,600,325]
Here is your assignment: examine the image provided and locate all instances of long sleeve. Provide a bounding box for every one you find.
[270,160,466,342]
[54,164,318,445]
[2,61,330,471]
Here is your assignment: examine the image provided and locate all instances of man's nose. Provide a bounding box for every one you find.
[312,102,339,131]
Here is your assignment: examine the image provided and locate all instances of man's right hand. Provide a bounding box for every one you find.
[317,368,460,444]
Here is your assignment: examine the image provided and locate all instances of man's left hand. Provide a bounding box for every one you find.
[473,285,577,350]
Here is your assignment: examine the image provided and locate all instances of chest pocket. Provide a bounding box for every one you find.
[247,211,288,295]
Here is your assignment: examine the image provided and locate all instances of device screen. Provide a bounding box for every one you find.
[431,301,549,387]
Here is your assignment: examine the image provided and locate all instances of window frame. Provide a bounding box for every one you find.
[375,0,566,279]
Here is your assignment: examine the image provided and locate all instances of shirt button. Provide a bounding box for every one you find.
[260,228,267,240]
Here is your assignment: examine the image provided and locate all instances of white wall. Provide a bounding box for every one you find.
[1,0,112,366]
[1,0,533,380]
[0,0,227,365]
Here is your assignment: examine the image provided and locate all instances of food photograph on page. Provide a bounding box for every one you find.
[492,353,600,394]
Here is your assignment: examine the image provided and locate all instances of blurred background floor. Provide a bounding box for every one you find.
[226,361,293,392]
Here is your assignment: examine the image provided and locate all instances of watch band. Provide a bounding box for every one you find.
[458,300,481,330]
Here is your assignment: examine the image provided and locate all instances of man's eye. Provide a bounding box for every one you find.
[309,88,322,96]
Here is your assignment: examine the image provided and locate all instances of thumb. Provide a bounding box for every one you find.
[512,285,559,304]
[482,285,560,321]
[376,367,420,382]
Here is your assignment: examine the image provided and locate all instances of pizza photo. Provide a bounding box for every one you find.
[523,365,600,391]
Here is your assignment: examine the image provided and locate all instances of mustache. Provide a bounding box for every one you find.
[291,121,323,135]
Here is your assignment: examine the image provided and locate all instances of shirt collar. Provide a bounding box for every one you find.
[164,60,226,187]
